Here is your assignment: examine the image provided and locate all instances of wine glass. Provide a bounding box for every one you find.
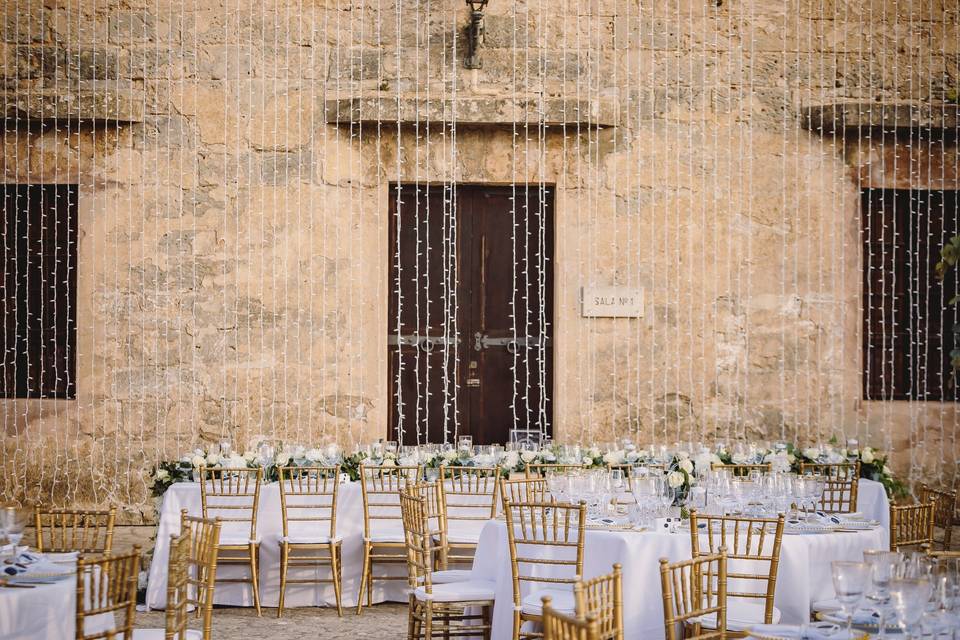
[832,561,871,638]
[219,439,232,458]
[457,435,473,454]
[889,577,934,639]
[864,550,902,638]
[0,506,26,548]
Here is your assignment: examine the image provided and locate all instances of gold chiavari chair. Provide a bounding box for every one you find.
[925,548,960,559]
[356,463,422,615]
[504,500,587,640]
[890,501,936,551]
[132,531,195,640]
[400,487,495,640]
[800,462,860,513]
[500,477,550,509]
[574,564,623,640]
[659,551,728,640]
[179,510,221,639]
[918,484,957,549]
[542,598,600,640]
[75,545,141,640]
[34,507,116,554]
[441,465,501,566]
[199,466,263,615]
[711,463,770,477]
[526,464,585,479]
[277,465,343,617]
[688,511,785,636]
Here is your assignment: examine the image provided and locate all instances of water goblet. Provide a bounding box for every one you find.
[219,440,233,458]
[832,561,871,638]
[0,506,25,548]
[864,550,902,638]
[457,435,473,455]
[889,577,934,639]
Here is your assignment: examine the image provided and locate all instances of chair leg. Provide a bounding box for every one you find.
[330,542,343,617]
[407,595,418,640]
[424,601,433,640]
[356,543,370,615]
[367,557,374,607]
[249,542,262,616]
[277,542,288,618]
[481,604,492,640]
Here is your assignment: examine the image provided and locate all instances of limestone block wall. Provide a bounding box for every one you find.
[0,0,958,519]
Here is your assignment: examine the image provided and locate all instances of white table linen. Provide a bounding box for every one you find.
[147,479,493,610]
[855,478,889,533]
[470,520,886,640]
[0,563,113,640]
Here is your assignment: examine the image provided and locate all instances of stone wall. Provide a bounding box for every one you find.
[1,0,958,520]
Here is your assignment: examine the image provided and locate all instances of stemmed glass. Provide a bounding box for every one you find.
[831,561,871,638]
[888,577,934,639]
[219,439,233,458]
[864,550,902,638]
[0,505,26,549]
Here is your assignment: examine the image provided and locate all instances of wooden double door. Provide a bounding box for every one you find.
[388,184,554,445]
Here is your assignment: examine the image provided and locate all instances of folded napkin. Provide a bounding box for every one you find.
[1,549,41,577]
[811,600,880,625]
[748,623,864,640]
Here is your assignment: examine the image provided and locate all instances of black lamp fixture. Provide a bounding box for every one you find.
[464,0,489,70]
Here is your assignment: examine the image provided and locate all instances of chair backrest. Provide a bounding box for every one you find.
[34,507,116,554]
[800,463,860,513]
[659,551,728,640]
[278,465,340,541]
[917,483,956,548]
[75,546,141,640]
[575,563,623,640]
[359,464,422,539]
[164,530,193,640]
[198,466,262,543]
[890,501,936,551]
[711,463,770,477]
[526,464,585,478]
[543,597,600,640]
[399,487,436,594]
[504,500,586,609]
[180,510,221,639]
[688,511,784,624]
[500,477,549,508]
[441,465,500,521]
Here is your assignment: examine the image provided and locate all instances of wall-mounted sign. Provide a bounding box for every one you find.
[581,287,644,318]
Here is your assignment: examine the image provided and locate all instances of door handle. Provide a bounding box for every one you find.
[472,334,549,353]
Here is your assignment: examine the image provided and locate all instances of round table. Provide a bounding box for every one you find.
[469,520,887,640]
[0,559,113,640]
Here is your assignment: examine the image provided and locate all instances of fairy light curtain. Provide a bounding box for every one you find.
[0,0,956,508]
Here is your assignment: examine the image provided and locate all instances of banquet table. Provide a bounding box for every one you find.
[0,558,114,640]
[470,520,887,640]
[146,477,890,611]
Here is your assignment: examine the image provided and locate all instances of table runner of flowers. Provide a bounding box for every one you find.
[150,438,906,500]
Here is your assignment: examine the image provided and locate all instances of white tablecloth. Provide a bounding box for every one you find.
[146,477,889,613]
[0,565,113,640]
[470,520,886,640]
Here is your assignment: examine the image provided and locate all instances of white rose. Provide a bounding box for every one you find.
[293,446,307,459]
[667,471,685,488]
[539,450,557,462]
[191,455,206,468]
[883,465,892,475]
[677,450,690,460]
[380,458,397,468]
[803,448,820,460]
[155,468,170,481]
[520,451,538,463]
[581,456,595,465]
[602,450,625,466]
[243,450,257,462]
[305,448,324,463]
[205,453,221,466]
[225,454,247,469]
[274,452,291,466]
[679,459,694,474]
[625,451,639,463]
[398,456,416,467]
[861,448,875,464]
[443,450,459,462]
[502,451,520,470]
[587,447,601,458]
[693,453,713,471]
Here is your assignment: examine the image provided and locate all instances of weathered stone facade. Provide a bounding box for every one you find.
[2,0,959,519]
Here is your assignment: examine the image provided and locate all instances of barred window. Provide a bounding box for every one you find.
[1,184,77,399]
[862,189,960,401]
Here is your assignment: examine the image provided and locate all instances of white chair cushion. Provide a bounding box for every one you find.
[218,534,260,546]
[431,569,473,584]
[280,534,341,544]
[132,629,203,640]
[445,522,485,545]
[413,579,495,603]
[694,601,781,631]
[366,532,406,544]
[520,588,576,616]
